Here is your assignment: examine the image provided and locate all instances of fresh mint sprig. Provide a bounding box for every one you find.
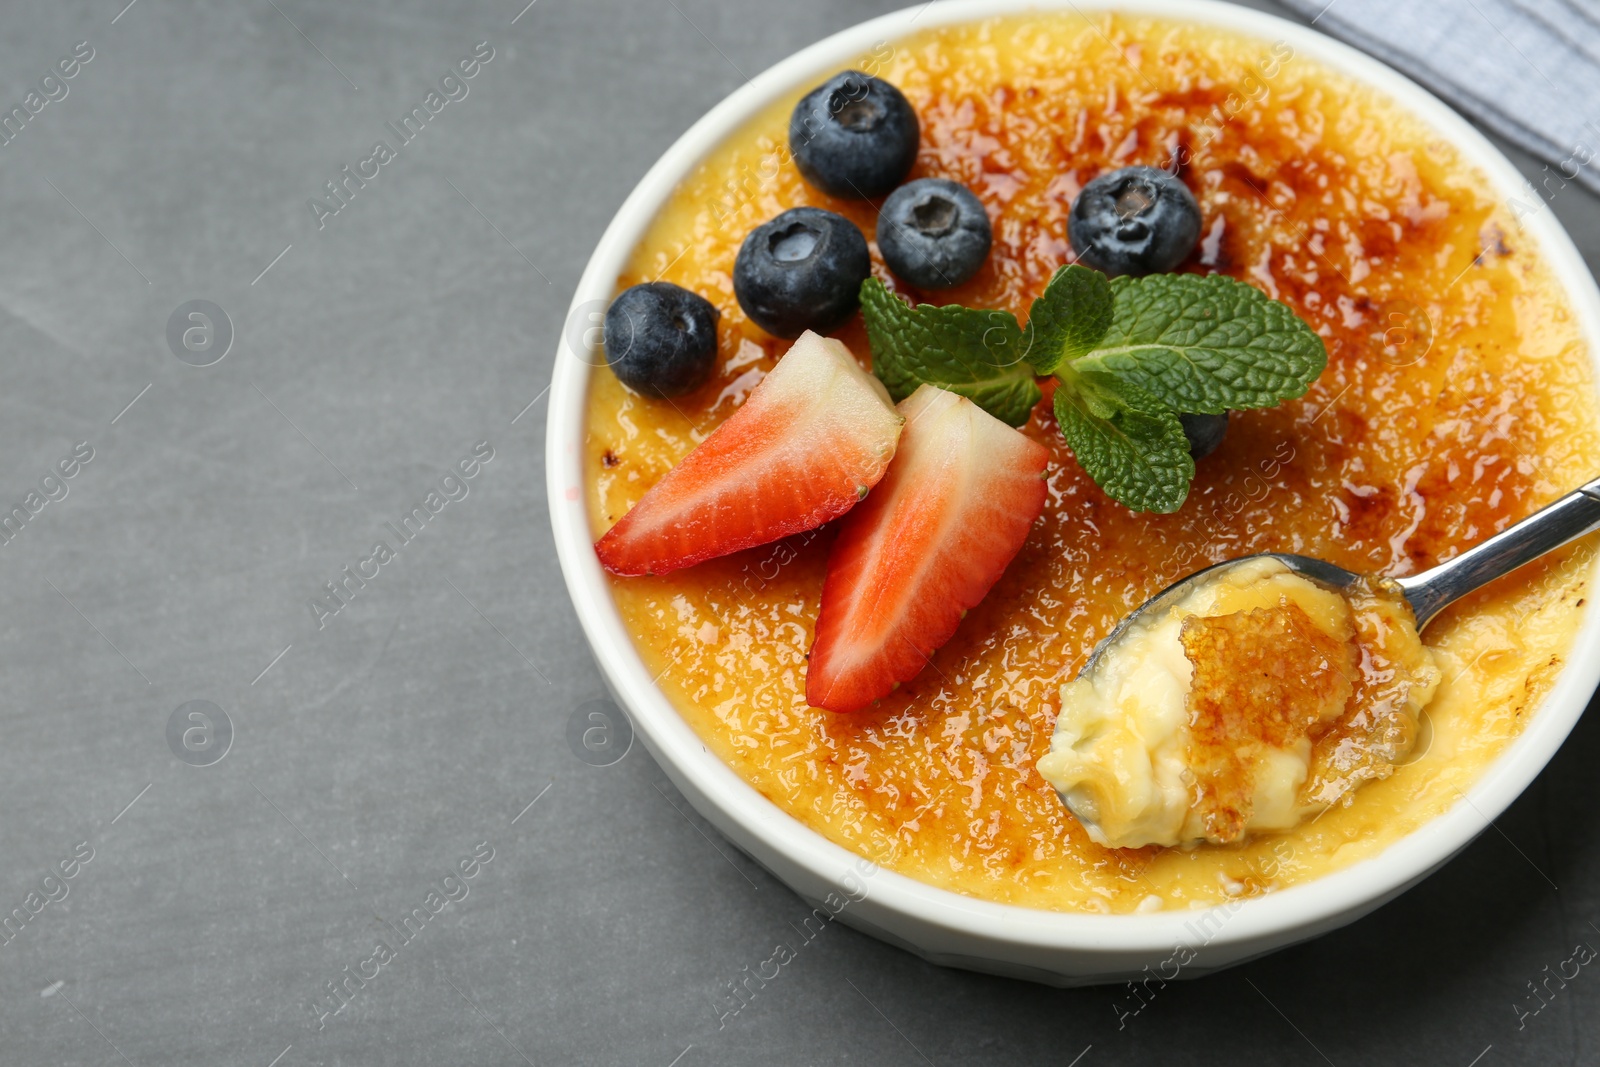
[1072,271,1329,413]
[858,280,1041,427]
[858,265,1326,513]
[1053,366,1193,514]
[1019,264,1113,375]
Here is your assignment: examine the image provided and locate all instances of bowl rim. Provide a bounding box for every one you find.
[546,0,1600,955]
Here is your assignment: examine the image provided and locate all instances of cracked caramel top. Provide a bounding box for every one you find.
[1182,599,1359,843]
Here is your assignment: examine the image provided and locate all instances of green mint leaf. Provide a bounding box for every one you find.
[1054,367,1194,513]
[1021,264,1114,375]
[1074,273,1327,414]
[859,278,1041,427]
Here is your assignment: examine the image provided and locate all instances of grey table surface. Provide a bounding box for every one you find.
[0,0,1597,1064]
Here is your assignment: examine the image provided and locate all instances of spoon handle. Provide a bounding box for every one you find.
[1397,478,1600,628]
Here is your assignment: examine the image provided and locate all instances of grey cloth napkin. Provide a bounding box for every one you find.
[1280,0,1600,195]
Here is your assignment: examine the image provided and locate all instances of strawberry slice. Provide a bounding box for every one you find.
[807,385,1049,712]
[595,331,904,577]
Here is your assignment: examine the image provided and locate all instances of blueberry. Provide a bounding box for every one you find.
[1068,166,1202,276]
[1180,411,1229,459]
[876,178,992,290]
[603,282,720,399]
[789,71,920,199]
[734,207,871,338]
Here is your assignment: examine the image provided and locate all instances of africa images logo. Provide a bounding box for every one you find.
[303,842,495,1030]
[308,441,494,630]
[307,42,495,231]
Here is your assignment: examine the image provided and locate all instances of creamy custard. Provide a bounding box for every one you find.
[585,14,1600,912]
[1039,558,1439,848]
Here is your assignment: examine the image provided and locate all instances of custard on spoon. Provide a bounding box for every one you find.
[1040,476,1600,849]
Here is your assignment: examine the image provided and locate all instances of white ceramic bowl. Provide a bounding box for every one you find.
[547,0,1600,985]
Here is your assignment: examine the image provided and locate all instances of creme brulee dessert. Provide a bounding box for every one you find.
[584,14,1600,913]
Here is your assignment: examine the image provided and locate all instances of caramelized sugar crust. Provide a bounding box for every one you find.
[1181,602,1356,842]
[585,15,1600,911]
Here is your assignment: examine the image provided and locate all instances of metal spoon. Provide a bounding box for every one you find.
[1079,476,1600,678]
